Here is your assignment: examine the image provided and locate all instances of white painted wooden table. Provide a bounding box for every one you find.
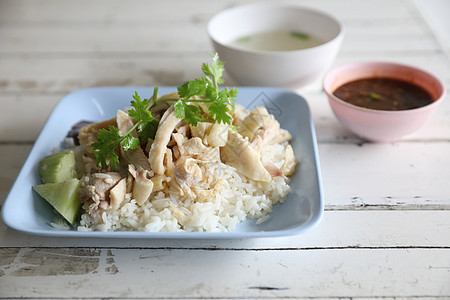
[1,0,449,298]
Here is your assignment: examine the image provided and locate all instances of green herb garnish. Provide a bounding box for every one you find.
[369,92,382,100]
[175,53,237,126]
[92,53,236,170]
[236,36,251,43]
[291,32,310,40]
[92,89,159,170]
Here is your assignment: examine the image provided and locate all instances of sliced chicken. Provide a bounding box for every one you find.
[263,161,283,177]
[78,172,123,210]
[164,148,184,196]
[110,178,127,210]
[238,106,273,140]
[172,132,188,155]
[190,122,212,142]
[128,165,154,205]
[148,105,182,175]
[116,110,152,171]
[254,119,280,144]
[174,156,203,187]
[232,104,249,125]
[281,145,298,176]
[220,129,271,182]
[272,129,292,144]
[183,137,207,156]
[151,175,166,192]
[197,146,220,163]
[207,123,228,147]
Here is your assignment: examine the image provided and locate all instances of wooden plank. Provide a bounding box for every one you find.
[0,55,210,94]
[0,144,32,202]
[0,18,438,54]
[0,247,448,298]
[0,52,448,95]
[0,0,419,24]
[1,210,449,249]
[0,95,60,142]
[319,142,450,208]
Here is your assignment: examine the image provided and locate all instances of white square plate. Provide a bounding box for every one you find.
[2,87,323,238]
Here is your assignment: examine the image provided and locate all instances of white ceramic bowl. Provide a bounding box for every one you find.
[207,3,344,88]
[323,62,446,142]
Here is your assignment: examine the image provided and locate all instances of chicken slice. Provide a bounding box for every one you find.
[148,105,182,175]
[263,161,283,177]
[238,106,273,140]
[174,156,203,187]
[183,137,207,156]
[164,148,184,196]
[207,123,228,147]
[109,178,127,210]
[116,110,152,170]
[190,122,213,143]
[172,132,188,155]
[151,175,166,192]
[197,146,220,163]
[128,165,154,205]
[281,145,298,176]
[78,172,123,210]
[220,129,271,182]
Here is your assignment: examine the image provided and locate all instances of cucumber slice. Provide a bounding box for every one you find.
[33,178,81,225]
[39,150,77,184]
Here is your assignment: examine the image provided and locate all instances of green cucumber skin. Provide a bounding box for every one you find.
[39,150,77,184]
[33,178,81,225]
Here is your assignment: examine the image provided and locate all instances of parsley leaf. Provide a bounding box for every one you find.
[137,119,159,142]
[174,53,236,126]
[129,91,154,123]
[91,125,122,170]
[92,89,159,170]
[91,54,237,170]
[209,100,231,124]
[174,100,203,126]
[202,53,225,87]
[177,78,209,99]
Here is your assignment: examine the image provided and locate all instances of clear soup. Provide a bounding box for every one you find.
[229,30,325,51]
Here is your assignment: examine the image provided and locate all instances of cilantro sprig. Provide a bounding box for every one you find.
[91,53,236,170]
[175,53,237,126]
[92,89,159,170]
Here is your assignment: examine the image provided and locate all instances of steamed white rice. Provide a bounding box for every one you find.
[77,143,292,232]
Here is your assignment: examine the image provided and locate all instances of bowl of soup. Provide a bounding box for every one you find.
[207,3,344,88]
[323,61,446,142]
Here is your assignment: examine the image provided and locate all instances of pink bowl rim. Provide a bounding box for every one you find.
[323,61,446,115]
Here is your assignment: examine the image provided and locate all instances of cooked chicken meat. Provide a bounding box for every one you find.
[116,110,152,171]
[79,172,123,211]
[76,96,297,214]
[221,128,272,182]
[128,164,154,205]
[148,105,182,175]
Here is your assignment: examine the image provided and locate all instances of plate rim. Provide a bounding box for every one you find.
[1,86,324,239]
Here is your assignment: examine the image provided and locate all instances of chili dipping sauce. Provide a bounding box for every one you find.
[333,78,434,111]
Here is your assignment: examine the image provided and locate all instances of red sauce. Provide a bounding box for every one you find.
[333,78,434,111]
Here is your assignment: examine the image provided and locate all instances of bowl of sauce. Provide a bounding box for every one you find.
[207,3,344,88]
[323,61,445,142]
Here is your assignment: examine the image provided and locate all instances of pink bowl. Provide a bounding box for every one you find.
[323,61,446,142]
